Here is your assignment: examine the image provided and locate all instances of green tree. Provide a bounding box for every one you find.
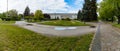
[24,6,31,21]
[115,2,120,24]
[82,0,91,21]
[24,6,30,16]
[7,9,18,20]
[34,10,44,21]
[77,10,83,21]
[82,0,98,21]
[99,0,120,23]
[18,14,23,20]
[43,14,51,20]
[90,0,97,21]
[0,12,7,21]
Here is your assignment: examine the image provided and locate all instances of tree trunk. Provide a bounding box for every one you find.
[118,16,120,24]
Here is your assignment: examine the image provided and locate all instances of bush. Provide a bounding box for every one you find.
[43,14,51,20]
[66,18,71,21]
[62,18,71,21]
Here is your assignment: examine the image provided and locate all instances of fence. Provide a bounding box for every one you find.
[89,23,101,51]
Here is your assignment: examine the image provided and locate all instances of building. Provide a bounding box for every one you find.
[46,13,77,19]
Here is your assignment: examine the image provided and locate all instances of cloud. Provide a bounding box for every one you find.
[75,0,84,5]
[97,0,103,3]
[0,0,103,13]
[0,0,69,13]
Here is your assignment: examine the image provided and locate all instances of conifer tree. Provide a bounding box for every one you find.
[24,6,30,17]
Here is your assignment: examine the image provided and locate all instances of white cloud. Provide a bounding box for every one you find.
[97,0,103,3]
[0,0,103,13]
[0,0,69,13]
[75,0,84,5]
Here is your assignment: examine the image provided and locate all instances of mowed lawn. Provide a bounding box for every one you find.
[112,23,120,28]
[0,21,93,51]
[39,20,90,26]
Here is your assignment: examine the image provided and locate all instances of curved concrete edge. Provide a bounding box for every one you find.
[15,21,96,37]
[89,23,101,51]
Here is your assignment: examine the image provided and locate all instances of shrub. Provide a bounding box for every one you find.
[62,18,71,21]
[66,18,71,21]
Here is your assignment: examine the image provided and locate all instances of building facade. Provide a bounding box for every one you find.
[47,13,77,19]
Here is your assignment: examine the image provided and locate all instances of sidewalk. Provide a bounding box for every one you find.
[100,23,120,51]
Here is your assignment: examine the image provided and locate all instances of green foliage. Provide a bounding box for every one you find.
[23,6,33,21]
[62,18,71,21]
[99,0,120,22]
[65,18,71,21]
[43,14,51,20]
[39,20,90,26]
[24,6,30,17]
[77,10,83,21]
[8,9,19,21]
[82,0,98,21]
[34,10,44,21]
[0,22,93,51]
[112,24,120,28]
[25,16,33,22]
[0,9,21,21]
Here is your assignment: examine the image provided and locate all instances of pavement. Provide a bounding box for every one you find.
[100,22,120,51]
[15,21,120,50]
[15,21,96,37]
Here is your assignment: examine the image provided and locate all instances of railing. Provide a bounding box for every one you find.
[89,23,101,51]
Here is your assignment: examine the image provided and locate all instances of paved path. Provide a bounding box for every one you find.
[15,21,96,37]
[100,22,120,51]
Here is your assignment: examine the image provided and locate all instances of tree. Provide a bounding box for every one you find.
[24,6,30,20]
[18,14,23,20]
[7,9,18,20]
[0,12,7,21]
[90,0,98,21]
[82,0,98,21]
[43,14,51,20]
[82,0,91,21]
[99,0,120,23]
[34,10,44,21]
[77,10,83,21]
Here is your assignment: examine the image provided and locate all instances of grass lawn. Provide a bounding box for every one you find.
[38,20,90,26]
[0,21,93,51]
[112,22,120,28]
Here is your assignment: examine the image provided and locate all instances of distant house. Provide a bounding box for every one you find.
[46,13,77,19]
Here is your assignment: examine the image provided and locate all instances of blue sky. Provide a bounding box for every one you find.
[64,0,84,13]
[0,0,102,13]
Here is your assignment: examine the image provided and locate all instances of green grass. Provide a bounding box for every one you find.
[112,22,120,28]
[38,20,90,26]
[0,21,93,51]
[0,20,15,25]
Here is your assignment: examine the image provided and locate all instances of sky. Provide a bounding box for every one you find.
[0,0,103,13]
